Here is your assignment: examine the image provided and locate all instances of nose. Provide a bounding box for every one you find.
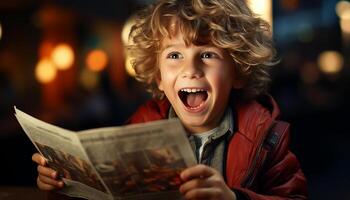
[181,58,204,79]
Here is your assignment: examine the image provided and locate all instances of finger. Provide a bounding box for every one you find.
[37,165,58,179]
[32,153,46,166]
[183,188,220,200]
[181,164,215,181]
[38,174,64,188]
[179,178,209,194]
[37,177,64,191]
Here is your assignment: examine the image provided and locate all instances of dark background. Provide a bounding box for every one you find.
[0,0,349,199]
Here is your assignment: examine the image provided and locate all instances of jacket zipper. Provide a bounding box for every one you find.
[241,134,267,188]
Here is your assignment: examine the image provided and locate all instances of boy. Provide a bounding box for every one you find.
[32,0,308,199]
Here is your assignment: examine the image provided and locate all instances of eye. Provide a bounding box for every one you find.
[201,52,219,59]
[166,52,183,59]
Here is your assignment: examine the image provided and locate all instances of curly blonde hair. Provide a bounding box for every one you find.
[128,0,276,100]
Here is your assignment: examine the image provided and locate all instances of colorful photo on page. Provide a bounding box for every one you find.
[35,142,107,192]
[93,145,186,197]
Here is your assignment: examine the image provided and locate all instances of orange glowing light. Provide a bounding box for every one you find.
[35,58,57,83]
[86,49,108,72]
[318,51,344,74]
[336,1,350,19]
[340,18,350,33]
[39,42,54,58]
[51,43,74,70]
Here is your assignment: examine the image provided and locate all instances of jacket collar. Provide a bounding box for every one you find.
[233,94,280,142]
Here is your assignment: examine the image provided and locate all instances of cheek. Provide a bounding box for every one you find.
[160,70,173,83]
[160,63,179,79]
[209,67,233,87]
[158,67,177,90]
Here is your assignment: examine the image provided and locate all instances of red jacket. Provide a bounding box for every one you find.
[126,96,307,199]
[48,95,307,200]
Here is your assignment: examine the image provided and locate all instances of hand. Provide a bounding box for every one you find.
[179,164,236,200]
[32,153,64,190]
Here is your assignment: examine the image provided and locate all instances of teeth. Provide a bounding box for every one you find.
[180,88,205,93]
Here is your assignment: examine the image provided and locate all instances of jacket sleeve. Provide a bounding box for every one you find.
[234,153,307,200]
[232,125,308,200]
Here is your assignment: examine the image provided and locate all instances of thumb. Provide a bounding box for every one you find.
[32,153,46,166]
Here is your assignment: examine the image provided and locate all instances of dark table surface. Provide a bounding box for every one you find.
[0,186,46,200]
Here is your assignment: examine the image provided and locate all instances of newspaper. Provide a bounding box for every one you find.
[14,107,197,200]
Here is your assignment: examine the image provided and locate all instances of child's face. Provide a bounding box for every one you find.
[157,32,239,134]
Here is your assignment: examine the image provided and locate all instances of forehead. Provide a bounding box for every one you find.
[158,17,211,49]
[160,32,215,52]
[160,32,185,47]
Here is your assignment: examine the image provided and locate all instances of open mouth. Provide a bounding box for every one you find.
[178,88,208,110]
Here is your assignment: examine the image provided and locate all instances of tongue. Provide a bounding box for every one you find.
[187,93,206,107]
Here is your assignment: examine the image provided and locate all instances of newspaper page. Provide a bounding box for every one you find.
[14,107,111,200]
[15,107,197,200]
[77,118,197,200]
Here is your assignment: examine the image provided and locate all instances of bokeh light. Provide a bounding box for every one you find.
[51,43,74,70]
[336,1,350,19]
[336,1,350,34]
[317,51,344,74]
[247,0,272,27]
[340,18,350,33]
[121,16,135,45]
[86,49,108,72]
[122,16,136,77]
[35,58,57,83]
